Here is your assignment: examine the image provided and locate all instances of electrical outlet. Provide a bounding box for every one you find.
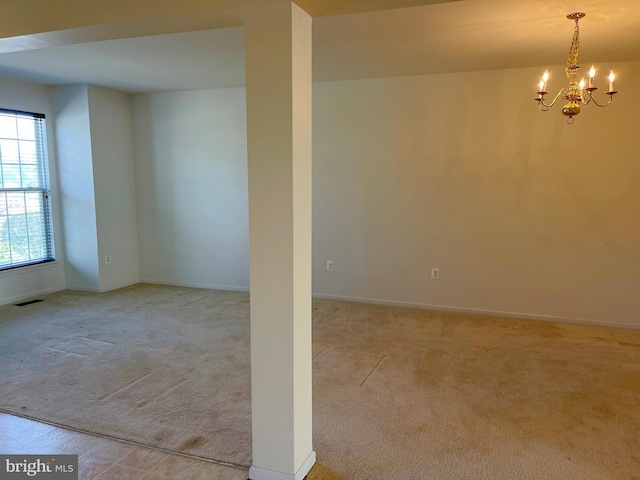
[431,267,439,279]
[327,260,334,271]
[105,255,111,265]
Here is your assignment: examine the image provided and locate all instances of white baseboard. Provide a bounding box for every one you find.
[0,286,66,306]
[100,279,141,293]
[312,293,640,331]
[106,279,640,331]
[65,285,101,293]
[249,451,316,480]
[140,278,249,293]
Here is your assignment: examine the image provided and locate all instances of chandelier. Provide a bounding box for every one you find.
[535,12,617,124]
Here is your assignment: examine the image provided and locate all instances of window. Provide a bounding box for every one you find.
[0,109,54,271]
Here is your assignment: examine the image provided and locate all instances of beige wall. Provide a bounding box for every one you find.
[312,61,640,327]
[130,61,640,328]
[132,88,249,290]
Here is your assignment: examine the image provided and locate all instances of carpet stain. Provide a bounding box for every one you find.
[306,463,346,480]
[180,436,204,450]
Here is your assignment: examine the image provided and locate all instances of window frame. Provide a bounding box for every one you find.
[0,108,55,272]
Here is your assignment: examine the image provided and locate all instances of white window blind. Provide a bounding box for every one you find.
[0,108,55,271]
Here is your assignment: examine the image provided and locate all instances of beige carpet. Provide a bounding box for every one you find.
[1,284,639,479]
[0,285,252,465]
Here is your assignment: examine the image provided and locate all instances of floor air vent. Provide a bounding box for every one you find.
[15,299,43,307]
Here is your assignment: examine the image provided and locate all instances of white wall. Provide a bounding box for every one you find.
[312,62,640,328]
[132,88,249,290]
[88,85,140,291]
[53,84,139,293]
[0,76,66,304]
[53,85,100,291]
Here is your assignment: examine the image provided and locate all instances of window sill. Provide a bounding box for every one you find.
[0,260,61,278]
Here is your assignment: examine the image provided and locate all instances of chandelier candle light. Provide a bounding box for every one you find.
[535,12,618,124]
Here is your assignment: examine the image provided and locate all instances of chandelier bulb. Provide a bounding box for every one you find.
[608,71,615,92]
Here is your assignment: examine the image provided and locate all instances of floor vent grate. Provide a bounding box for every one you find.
[15,299,43,307]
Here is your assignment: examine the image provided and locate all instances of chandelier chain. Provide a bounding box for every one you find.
[566,18,580,77]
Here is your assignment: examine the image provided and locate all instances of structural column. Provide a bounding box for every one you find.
[244,2,315,480]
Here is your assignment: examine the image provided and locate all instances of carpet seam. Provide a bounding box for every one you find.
[0,407,249,471]
[359,355,386,387]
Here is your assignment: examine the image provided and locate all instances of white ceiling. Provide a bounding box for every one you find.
[0,0,638,93]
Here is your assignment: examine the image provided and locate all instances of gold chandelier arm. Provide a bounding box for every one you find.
[538,89,568,111]
[585,91,616,108]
